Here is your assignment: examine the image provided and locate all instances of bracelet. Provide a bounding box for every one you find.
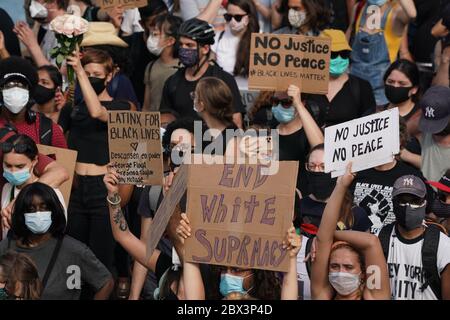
[107,194,121,206]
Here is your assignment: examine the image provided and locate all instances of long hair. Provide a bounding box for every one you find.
[383,59,421,103]
[11,182,66,245]
[196,77,234,126]
[0,251,42,300]
[227,0,260,76]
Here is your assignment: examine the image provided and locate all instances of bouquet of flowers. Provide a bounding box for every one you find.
[49,14,89,86]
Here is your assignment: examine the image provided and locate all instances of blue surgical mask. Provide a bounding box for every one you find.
[3,167,31,186]
[330,56,349,77]
[220,273,252,297]
[24,211,52,234]
[271,104,296,123]
[367,0,387,6]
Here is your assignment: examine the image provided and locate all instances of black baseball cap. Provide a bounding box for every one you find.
[0,57,38,91]
[392,175,427,198]
[418,86,450,134]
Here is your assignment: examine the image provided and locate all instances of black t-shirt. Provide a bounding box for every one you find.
[326,0,350,31]
[305,75,376,128]
[350,160,432,233]
[160,63,246,118]
[58,100,131,165]
[296,196,373,232]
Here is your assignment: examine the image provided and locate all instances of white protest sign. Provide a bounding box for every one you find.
[324,108,400,177]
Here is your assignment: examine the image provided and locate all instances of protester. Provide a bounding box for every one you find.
[160,18,245,128]
[143,14,182,112]
[59,48,133,275]
[350,0,417,106]
[426,170,450,234]
[0,182,114,299]
[377,175,450,300]
[305,29,376,128]
[417,85,450,182]
[0,251,42,300]
[311,163,391,300]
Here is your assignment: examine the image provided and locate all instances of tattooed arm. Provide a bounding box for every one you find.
[104,170,161,272]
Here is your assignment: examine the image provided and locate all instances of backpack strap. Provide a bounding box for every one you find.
[378,223,395,260]
[421,225,442,299]
[149,185,163,213]
[0,123,18,142]
[38,113,53,146]
[42,237,64,290]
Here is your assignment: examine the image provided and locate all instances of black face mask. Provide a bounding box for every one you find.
[88,77,106,95]
[385,85,412,104]
[33,84,56,104]
[306,171,337,201]
[393,200,426,230]
[431,198,450,218]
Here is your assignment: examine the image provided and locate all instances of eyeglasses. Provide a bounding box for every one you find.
[270,96,293,108]
[305,163,325,172]
[223,13,248,22]
[331,51,350,59]
[1,142,30,154]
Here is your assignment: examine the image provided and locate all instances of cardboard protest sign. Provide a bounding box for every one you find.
[324,108,400,177]
[108,111,163,185]
[185,161,298,272]
[145,165,188,261]
[248,33,331,94]
[37,145,77,206]
[95,0,148,10]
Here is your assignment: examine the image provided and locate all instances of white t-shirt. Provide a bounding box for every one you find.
[378,226,450,300]
[1,182,67,239]
[296,235,311,300]
[212,27,240,75]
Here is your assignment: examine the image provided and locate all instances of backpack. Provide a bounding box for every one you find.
[0,112,53,145]
[378,223,442,299]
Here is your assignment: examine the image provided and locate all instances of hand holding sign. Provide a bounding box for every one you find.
[104,165,120,195]
[282,226,302,258]
[336,162,355,188]
[287,84,302,109]
[176,213,191,242]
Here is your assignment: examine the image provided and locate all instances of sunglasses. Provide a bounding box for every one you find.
[270,96,293,108]
[224,13,247,22]
[1,142,30,154]
[331,51,350,59]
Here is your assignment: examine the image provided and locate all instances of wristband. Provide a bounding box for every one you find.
[107,194,121,206]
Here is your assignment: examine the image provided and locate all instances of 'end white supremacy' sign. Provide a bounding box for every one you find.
[324,108,400,177]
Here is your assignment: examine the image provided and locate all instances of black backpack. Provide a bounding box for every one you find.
[0,112,53,145]
[378,223,442,299]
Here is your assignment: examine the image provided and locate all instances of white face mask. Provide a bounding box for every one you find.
[2,87,29,114]
[229,15,249,33]
[147,35,164,56]
[288,9,307,28]
[29,0,48,19]
[328,272,361,296]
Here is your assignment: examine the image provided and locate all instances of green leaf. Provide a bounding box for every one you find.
[56,54,65,65]
[65,41,71,47]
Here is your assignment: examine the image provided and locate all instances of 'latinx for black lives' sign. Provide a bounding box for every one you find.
[324,108,400,177]
[248,33,331,94]
[185,161,298,272]
[108,111,163,185]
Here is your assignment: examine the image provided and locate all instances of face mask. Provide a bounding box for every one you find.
[88,77,107,95]
[33,85,56,105]
[385,85,412,104]
[306,171,337,201]
[393,201,426,230]
[3,167,31,186]
[431,198,450,218]
[367,0,387,6]
[29,0,48,19]
[24,211,52,234]
[330,56,349,77]
[178,48,199,68]
[147,35,165,56]
[219,273,251,297]
[0,288,8,300]
[229,16,249,33]
[2,87,29,114]
[271,104,296,123]
[328,272,361,296]
[288,9,307,28]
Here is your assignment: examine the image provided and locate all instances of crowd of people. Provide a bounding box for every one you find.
[0,0,448,300]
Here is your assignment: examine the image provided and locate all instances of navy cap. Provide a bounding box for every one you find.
[418,86,450,134]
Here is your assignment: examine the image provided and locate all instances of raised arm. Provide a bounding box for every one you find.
[13,22,51,67]
[393,0,417,35]
[197,0,222,24]
[252,0,271,20]
[288,85,324,148]
[333,230,391,300]
[66,49,109,122]
[311,163,354,299]
[281,226,301,300]
[0,31,10,60]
